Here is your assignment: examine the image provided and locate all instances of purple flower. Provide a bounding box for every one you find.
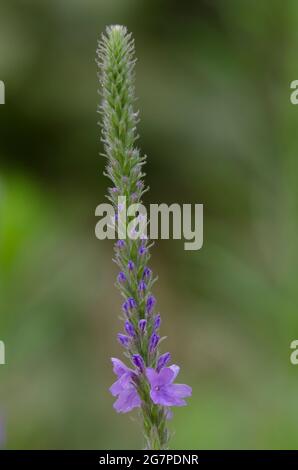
[111,187,118,193]
[115,240,125,249]
[117,333,130,348]
[117,271,126,283]
[149,332,160,353]
[132,354,145,372]
[131,192,138,202]
[154,313,161,331]
[146,365,192,407]
[139,319,147,333]
[146,295,156,315]
[128,260,135,271]
[110,358,141,413]
[157,352,171,372]
[136,180,143,189]
[125,320,135,337]
[138,281,146,292]
[143,267,152,279]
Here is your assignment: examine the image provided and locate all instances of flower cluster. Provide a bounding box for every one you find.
[97,24,191,450]
[110,358,191,413]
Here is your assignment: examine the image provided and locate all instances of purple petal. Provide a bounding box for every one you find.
[113,387,141,413]
[109,378,124,397]
[109,370,134,397]
[169,364,180,381]
[146,367,158,386]
[156,367,174,386]
[118,371,133,388]
[150,387,183,407]
[111,358,129,377]
[168,383,192,398]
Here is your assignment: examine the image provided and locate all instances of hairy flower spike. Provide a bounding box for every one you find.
[97,25,191,450]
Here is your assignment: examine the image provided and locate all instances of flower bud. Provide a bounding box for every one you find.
[127,297,137,309]
[138,319,147,333]
[138,281,146,292]
[128,260,135,271]
[149,333,160,353]
[138,245,147,256]
[122,297,137,315]
[132,354,145,372]
[115,240,125,249]
[143,267,152,279]
[154,313,161,331]
[125,320,135,337]
[117,334,130,348]
[117,272,126,283]
[156,352,171,372]
[146,295,156,315]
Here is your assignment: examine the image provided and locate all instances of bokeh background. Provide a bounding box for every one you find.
[1,0,298,450]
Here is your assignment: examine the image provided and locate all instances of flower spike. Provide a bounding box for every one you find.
[97,25,191,449]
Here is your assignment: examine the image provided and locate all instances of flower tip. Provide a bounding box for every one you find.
[107,24,126,38]
[111,24,123,31]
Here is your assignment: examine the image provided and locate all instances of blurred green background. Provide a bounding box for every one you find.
[1,0,298,449]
